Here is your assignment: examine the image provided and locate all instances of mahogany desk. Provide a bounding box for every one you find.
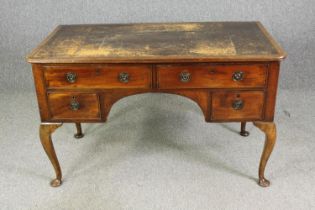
[27,22,286,187]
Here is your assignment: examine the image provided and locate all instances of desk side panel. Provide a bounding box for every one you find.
[32,64,50,121]
[264,62,280,121]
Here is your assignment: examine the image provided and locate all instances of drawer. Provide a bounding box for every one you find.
[47,93,101,120]
[44,65,152,89]
[157,64,267,89]
[211,91,264,120]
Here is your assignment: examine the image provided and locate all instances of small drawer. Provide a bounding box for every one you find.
[47,93,101,120]
[44,64,152,89]
[211,91,264,120]
[157,64,267,89]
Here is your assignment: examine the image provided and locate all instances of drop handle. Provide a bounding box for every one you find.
[119,72,129,83]
[232,71,244,81]
[70,97,80,111]
[66,72,77,83]
[179,71,191,82]
[232,99,244,110]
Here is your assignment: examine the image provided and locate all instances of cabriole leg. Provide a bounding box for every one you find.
[74,123,84,139]
[39,123,63,187]
[240,122,250,136]
[253,122,277,187]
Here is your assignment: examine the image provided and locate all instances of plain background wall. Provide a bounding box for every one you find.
[0,0,314,92]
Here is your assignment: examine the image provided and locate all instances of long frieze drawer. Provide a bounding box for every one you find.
[43,65,152,89]
[47,93,101,120]
[157,64,267,89]
[211,91,264,120]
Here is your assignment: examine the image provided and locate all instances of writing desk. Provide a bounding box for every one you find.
[27,22,286,187]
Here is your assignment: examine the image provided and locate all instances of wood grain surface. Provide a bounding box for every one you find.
[157,63,267,89]
[44,64,152,89]
[211,91,265,120]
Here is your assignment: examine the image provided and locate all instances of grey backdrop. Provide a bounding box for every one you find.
[0,0,314,91]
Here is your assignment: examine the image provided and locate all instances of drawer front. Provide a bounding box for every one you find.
[48,93,101,120]
[44,65,152,89]
[157,64,267,89]
[211,91,264,120]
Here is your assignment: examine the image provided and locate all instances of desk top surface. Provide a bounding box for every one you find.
[27,22,286,63]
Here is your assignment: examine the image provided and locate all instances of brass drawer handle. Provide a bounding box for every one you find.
[232,99,244,110]
[66,72,77,83]
[119,72,129,83]
[179,71,191,82]
[70,97,80,111]
[232,71,244,81]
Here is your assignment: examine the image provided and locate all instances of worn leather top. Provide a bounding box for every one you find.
[27,22,286,63]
